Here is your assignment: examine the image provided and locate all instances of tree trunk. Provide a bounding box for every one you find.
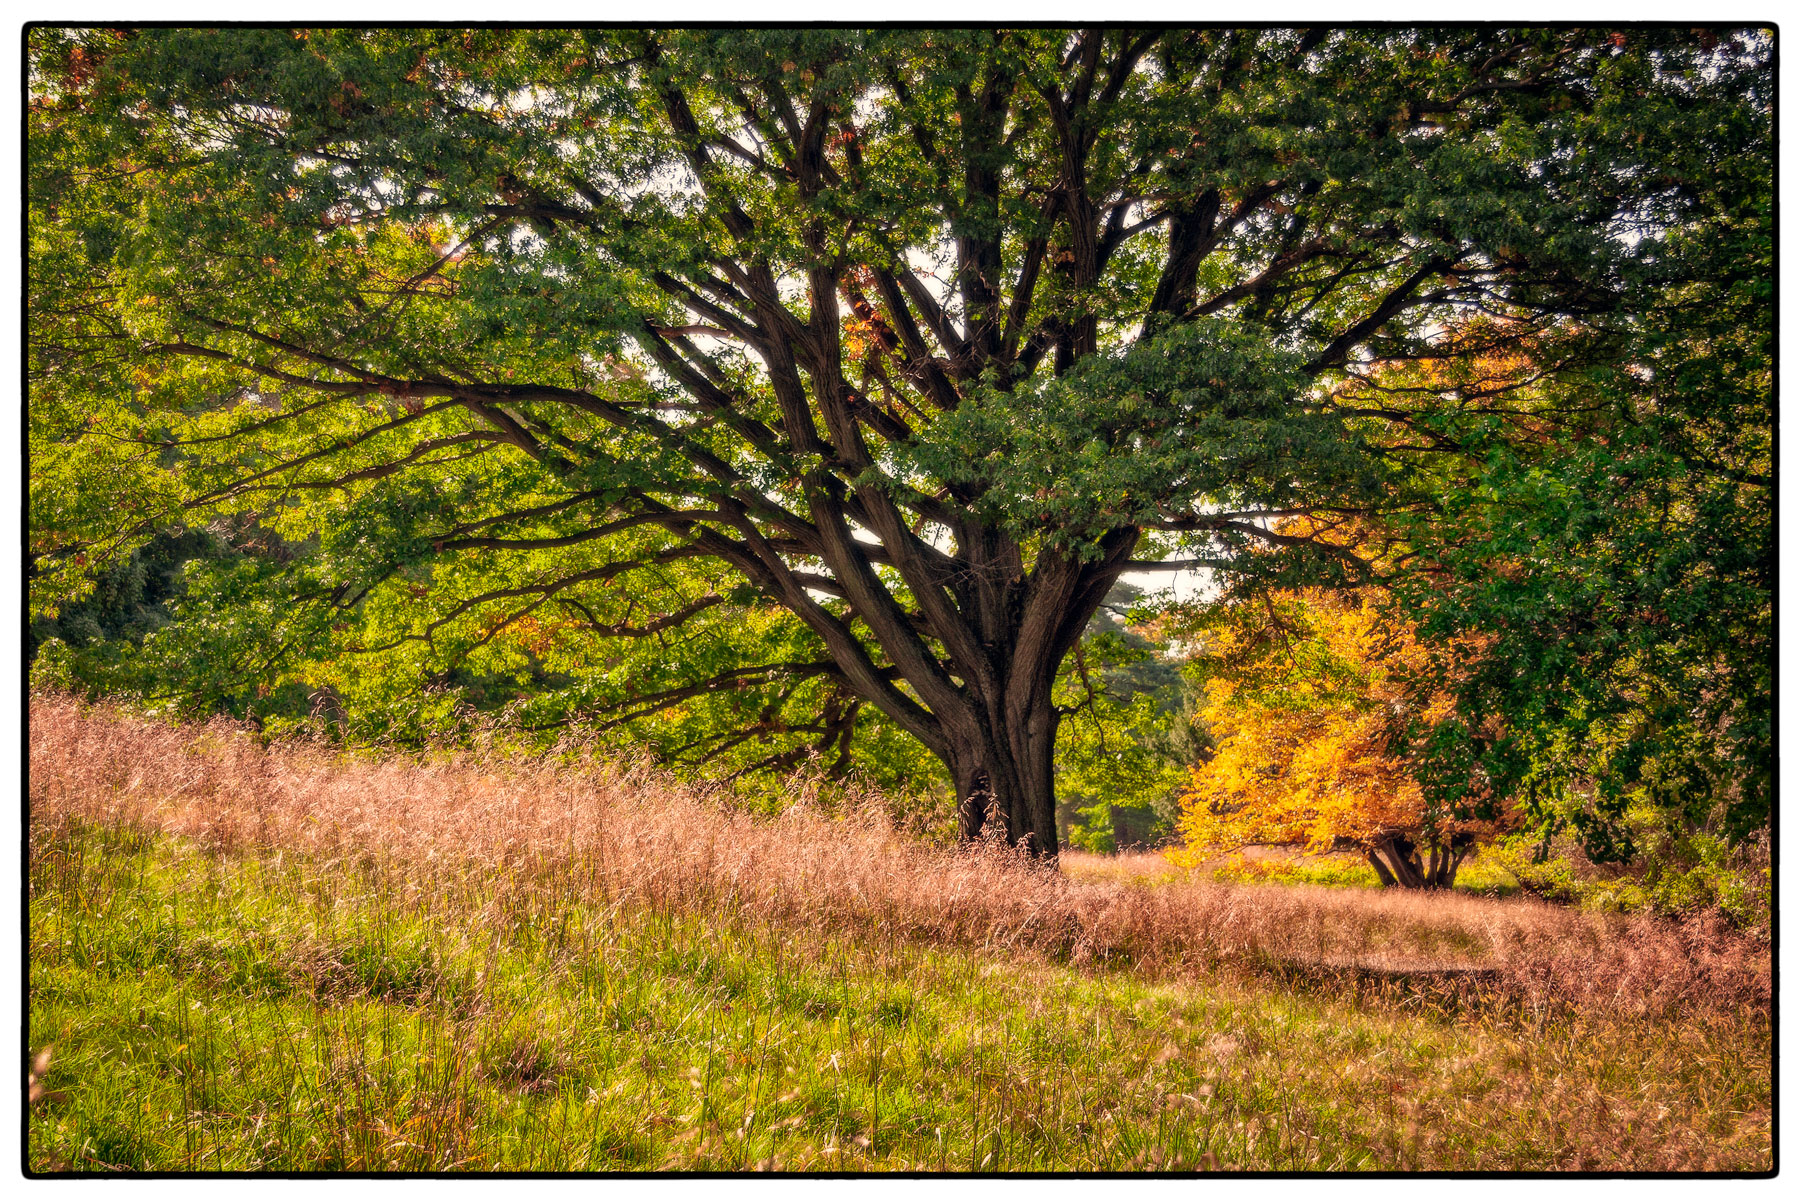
[834,526,1133,863]
[1368,829,1475,889]
[948,701,1061,858]
[1365,849,1400,888]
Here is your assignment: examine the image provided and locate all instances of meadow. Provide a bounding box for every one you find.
[27,693,1772,1172]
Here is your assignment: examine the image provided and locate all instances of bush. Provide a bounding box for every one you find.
[1484,829,1770,934]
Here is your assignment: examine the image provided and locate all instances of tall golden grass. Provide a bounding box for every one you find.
[28,692,1768,1017]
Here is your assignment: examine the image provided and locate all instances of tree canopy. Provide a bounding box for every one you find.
[29,26,1772,857]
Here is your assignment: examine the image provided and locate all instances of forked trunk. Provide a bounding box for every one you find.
[1366,830,1474,889]
[875,532,1136,864]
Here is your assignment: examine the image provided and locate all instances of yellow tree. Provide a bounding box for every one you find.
[1169,587,1499,889]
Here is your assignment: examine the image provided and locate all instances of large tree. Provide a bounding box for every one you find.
[29,27,1771,855]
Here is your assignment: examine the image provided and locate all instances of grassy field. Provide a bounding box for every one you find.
[27,694,1773,1173]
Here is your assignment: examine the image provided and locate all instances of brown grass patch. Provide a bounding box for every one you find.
[28,692,1769,1017]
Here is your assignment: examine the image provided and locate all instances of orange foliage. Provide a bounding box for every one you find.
[1168,588,1473,866]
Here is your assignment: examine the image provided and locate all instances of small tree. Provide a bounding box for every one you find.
[1169,588,1498,889]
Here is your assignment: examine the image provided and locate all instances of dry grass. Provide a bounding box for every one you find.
[27,693,1773,1171]
[1061,848,1196,885]
[29,692,1768,1018]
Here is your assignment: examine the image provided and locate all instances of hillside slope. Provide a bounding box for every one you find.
[27,695,1772,1172]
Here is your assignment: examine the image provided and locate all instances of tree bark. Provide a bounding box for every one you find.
[949,697,1061,857]
[950,672,1058,859]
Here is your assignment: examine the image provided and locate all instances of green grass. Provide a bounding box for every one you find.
[1161,849,1523,896]
[29,820,1771,1172]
